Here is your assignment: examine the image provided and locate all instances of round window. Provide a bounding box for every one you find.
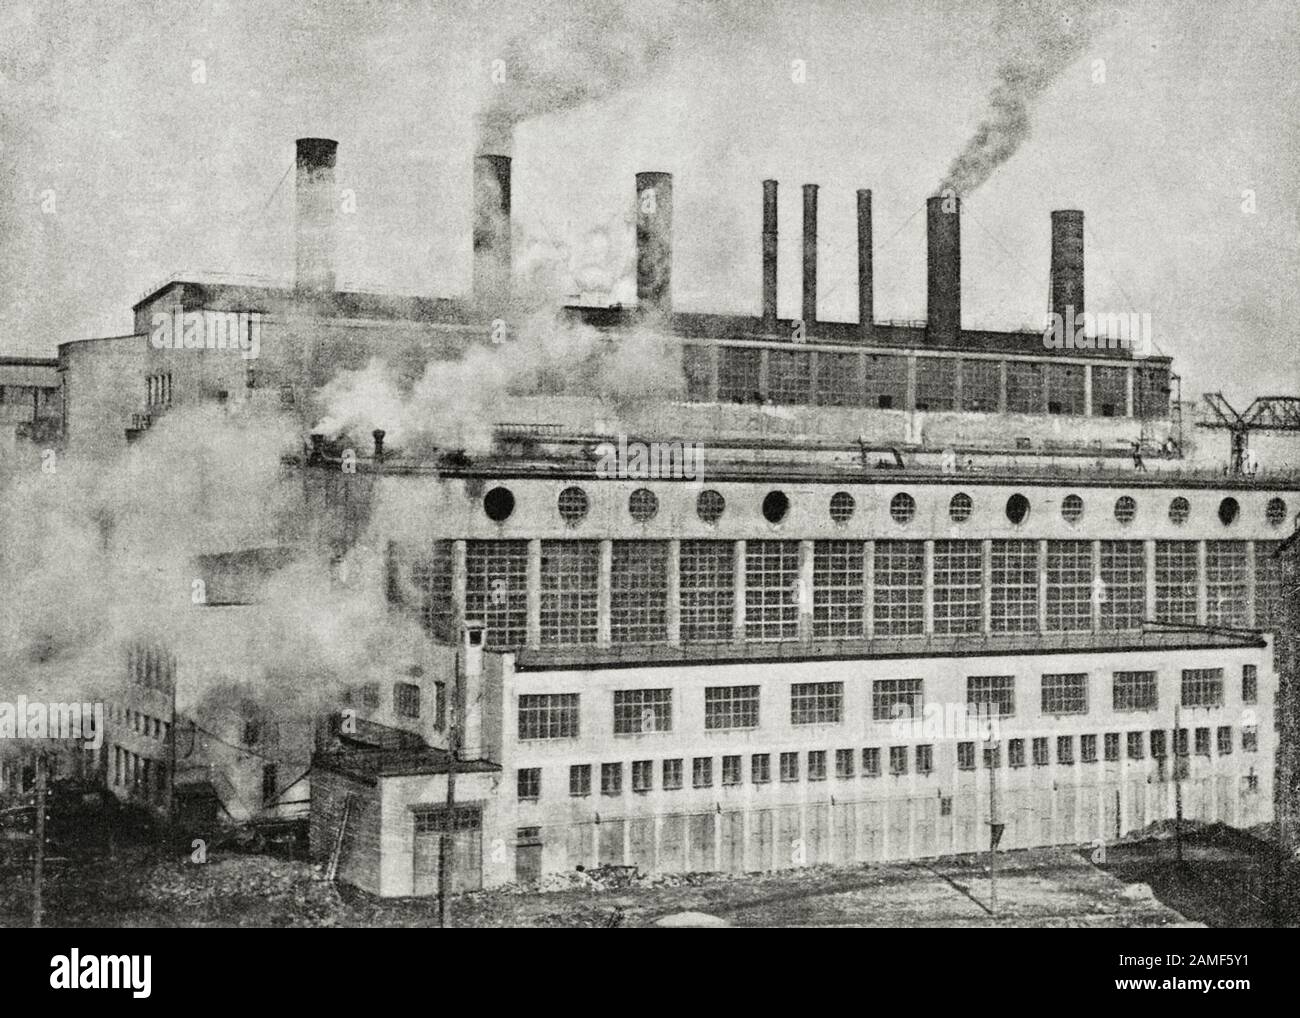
[483,486,515,523]
[830,491,856,524]
[1005,493,1030,525]
[629,488,658,523]
[890,492,916,524]
[558,486,589,526]
[1169,497,1190,525]
[949,492,973,523]
[1061,494,1083,524]
[697,489,726,524]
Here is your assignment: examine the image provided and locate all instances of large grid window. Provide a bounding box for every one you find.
[1134,364,1169,419]
[466,540,528,648]
[1113,671,1157,711]
[680,540,734,643]
[518,693,579,740]
[872,678,923,721]
[791,682,843,725]
[1006,360,1044,414]
[1044,362,1085,415]
[1046,540,1092,631]
[1100,540,1145,631]
[718,346,762,403]
[961,358,1000,412]
[611,541,669,644]
[813,540,864,639]
[1041,673,1088,715]
[991,540,1039,634]
[1255,541,1284,632]
[1155,541,1198,625]
[1091,365,1127,417]
[767,349,812,405]
[613,689,673,735]
[682,344,713,401]
[412,540,455,641]
[704,686,759,730]
[540,541,599,645]
[967,675,1016,718]
[1206,541,1248,627]
[864,354,908,410]
[1181,668,1224,708]
[745,540,800,641]
[915,357,956,411]
[816,352,863,407]
[933,540,982,635]
[873,540,924,636]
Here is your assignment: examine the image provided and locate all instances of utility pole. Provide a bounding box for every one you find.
[33,752,46,929]
[1173,707,1183,867]
[438,652,461,929]
[985,723,1002,917]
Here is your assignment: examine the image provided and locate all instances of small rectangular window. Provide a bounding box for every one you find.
[983,744,1000,769]
[1217,727,1233,756]
[601,762,623,796]
[1127,731,1145,760]
[663,759,683,790]
[1032,737,1049,766]
[807,750,827,781]
[1174,728,1189,757]
[1104,733,1120,761]
[835,749,855,779]
[517,767,541,800]
[569,764,591,797]
[1150,730,1167,759]
[722,755,742,786]
[1243,726,1258,752]
[1007,738,1025,768]
[752,754,771,784]
[692,757,713,788]
[1242,664,1258,705]
[632,759,654,792]
[394,683,421,719]
[861,747,881,777]
[1057,736,1074,765]
[889,746,909,776]
[780,751,800,782]
[1194,727,1211,757]
[916,745,933,774]
[1080,734,1097,763]
[957,742,975,771]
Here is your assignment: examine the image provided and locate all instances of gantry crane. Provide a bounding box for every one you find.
[1197,393,1300,475]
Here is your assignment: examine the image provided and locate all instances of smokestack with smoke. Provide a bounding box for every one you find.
[927,195,961,344]
[761,179,778,330]
[1050,209,1084,319]
[857,188,873,337]
[937,2,1107,195]
[635,171,672,316]
[802,184,818,327]
[295,138,338,293]
[473,153,513,305]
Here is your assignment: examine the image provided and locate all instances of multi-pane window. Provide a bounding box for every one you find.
[1045,362,1085,415]
[1134,364,1169,419]
[1100,540,1145,630]
[611,541,669,643]
[915,357,956,411]
[1081,734,1098,763]
[752,754,771,784]
[957,742,975,770]
[1150,730,1167,759]
[1113,671,1157,711]
[1006,360,1044,413]
[961,358,1001,411]
[1173,728,1189,757]
[874,540,924,636]
[813,540,864,638]
[933,540,982,635]
[1007,739,1025,767]
[1041,673,1088,715]
[745,540,800,641]
[704,685,759,730]
[1104,732,1120,761]
[983,744,1000,769]
[1032,737,1049,766]
[864,354,908,409]
[991,540,1038,633]
[718,346,761,403]
[680,540,734,643]
[835,748,855,779]
[1127,731,1144,759]
[1155,541,1198,625]
[767,349,812,405]
[613,689,673,735]
[518,693,579,740]
[872,678,923,722]
[791,682,843,725]
[1255,542,1284,631]
[967,675,1016,719]
[466,540,528,648]
[569,764,591,796]
[394,682,420,719]
[1205,541,1248,627]
[1194,728,1211,756]
[861,747,881,777]
[539,541,599,645]
[692,757,713,788]
[412,540,455,640]
[663,758,683,789]
[1057,736,1075,765]
[1181,668,1224,708]
[1242,664,1258,705]
[517,768,541,800]
[632,759,654,792]
[808,750,827,781]
[889,746,908,776]
[1046,540,1092,631]
[682,344,713,401]
[721,755,742,786]
[601,762,623,795]
[1091,365,1127,417]
[1243,726,1258,752]
[1217,726,1233,756]
[916,744,934,774]
[780,752,799,782]
[816,352,863,407]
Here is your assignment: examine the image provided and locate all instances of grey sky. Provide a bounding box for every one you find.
[1,0,1296,404]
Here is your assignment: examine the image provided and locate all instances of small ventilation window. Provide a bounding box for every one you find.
[1061,494,1084,525]
[890,492,916,525]
[762,490,790,524]
[629,488,658,523]
[1218,497,1240,526]
[1266,497,1287,527]
[697,489,726,524]
[483,486,515,523]
[1005,494,1030,525]
[1169,497,1190,525]
[558,486,589,526]
[949,492,972,523]
[1114,496,1137,525]
[829,491,856,525]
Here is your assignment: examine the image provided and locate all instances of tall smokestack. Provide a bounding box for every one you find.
[926,195,961,344]
[1050,209,1084,320]
[802,184,818,326]
[762,179,778,329]
[473,154,512,304]
[295,138,338,293]
[636,171,673,315]
[857,188,873,337]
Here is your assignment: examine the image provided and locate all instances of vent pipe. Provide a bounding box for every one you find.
[857,188,873,337]
[761,179,778,329]
[295,138,338,293]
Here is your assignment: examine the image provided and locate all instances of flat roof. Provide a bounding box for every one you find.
[313,748,501,783]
